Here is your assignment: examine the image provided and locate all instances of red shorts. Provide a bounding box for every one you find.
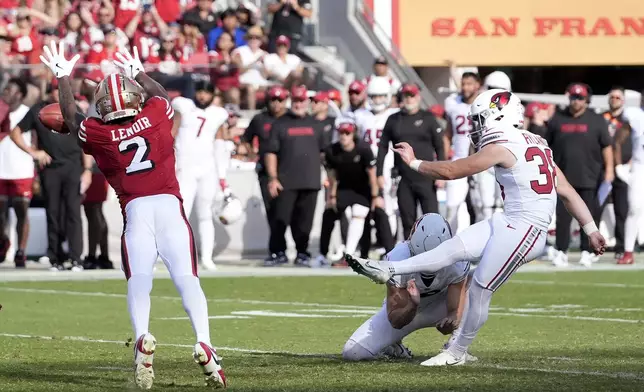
[83,173,109,204]
[0,178,33,199]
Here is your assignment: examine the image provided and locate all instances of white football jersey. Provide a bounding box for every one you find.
[622,106,644,164]
[0,104,32,180]
[355,107,399,157]
[444,94,473,160]
[479,126,557,231]
[172,97,228,169]
[387,241,470,303]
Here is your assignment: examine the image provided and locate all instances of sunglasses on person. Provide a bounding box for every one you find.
[569,94,586,101]
[339,130,354,136]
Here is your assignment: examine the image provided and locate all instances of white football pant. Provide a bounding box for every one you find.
[474,169,497,222]
[625,163,644,252]
[445,177,470,234]
[177,165,217,264]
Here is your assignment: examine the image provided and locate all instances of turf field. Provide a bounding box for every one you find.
[1,268,643,391]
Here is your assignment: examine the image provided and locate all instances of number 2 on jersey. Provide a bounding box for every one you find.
[119,136,155,175]
[525,146,556,194]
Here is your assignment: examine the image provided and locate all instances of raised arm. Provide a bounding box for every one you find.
[58,76,85,144]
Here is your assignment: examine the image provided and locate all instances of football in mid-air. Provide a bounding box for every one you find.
[39,103,69,134]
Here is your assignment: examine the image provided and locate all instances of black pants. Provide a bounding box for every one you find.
[40,165,83,263]
[556,187,599,252]
[269,189,318,254]
[258,174,272,220]
[359,207,395,258]
[611,179,629,253]
[397,179,438,238]
[84,202,108,258]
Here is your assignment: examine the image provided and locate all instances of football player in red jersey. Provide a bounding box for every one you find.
[39,42,227,390]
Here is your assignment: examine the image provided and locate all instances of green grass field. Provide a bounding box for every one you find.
[1,270,643,391]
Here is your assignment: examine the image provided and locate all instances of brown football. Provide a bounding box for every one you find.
[38,103,69,134]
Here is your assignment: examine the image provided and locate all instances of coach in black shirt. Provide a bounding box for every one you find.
[378,83,445,238]
[265,85,325,266]
[241,85,288,215]
[529,83,613,258]
[10,84,92,271]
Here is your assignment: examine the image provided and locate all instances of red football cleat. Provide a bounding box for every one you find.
[617,252,635,265]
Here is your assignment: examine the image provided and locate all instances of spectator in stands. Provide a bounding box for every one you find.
[262,35,303,88]
[10,80,93,272]
[234,25,268,110]
[530,83,613,267]
[84,6,129,49]
[181,0,219,37]
[146,32,182,75]
[235,4,255,31]
[207,8,246,50]
[0,78,30,267]
[124,6,168,61]
[85,24,122,75]
[264,85,325,266]
[365,56,401,106]
[60,12,89,55]
[267,0,312,53]
[311,91,334,147]
[378,83,445,238]
[15,5,63,28]
[603,87,631,260]
[241,85,288,214]
[210,31,241,105]
[178,19,207,60]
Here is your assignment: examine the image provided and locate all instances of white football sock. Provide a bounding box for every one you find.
[391,236,468,275]
[196,197,215,263]
[448,280,492,359]
[172,274,211,346]
[345,217,365,256]
[624,214,638,253]
[446,206,459,234]
[127,274,153,339]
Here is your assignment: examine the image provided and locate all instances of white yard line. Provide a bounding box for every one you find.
[510,279,644,289]
[1,332,642,382]
[489,312,642,324]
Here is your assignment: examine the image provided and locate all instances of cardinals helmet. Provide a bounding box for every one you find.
[468,89,524,149]
[219,193,243,225]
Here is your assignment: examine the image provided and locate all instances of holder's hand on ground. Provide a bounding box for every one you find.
[436,313,459,335]
[39,41,80,78]
[589,231,606,255]
[114,46,145,79]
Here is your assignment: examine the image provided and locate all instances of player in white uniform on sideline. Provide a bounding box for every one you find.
[443,72,481,233]
[343,213,476,362]
[173,80,230,271]
[614,105,644,265]
[355,77,400,234]
[345,89,606,366]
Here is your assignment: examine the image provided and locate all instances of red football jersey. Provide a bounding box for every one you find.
[78,96,181,209]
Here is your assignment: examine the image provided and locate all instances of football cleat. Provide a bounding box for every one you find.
[193,342,227,388]
[344,254,392,284]
[551,250,568,268]
[133,333,156,390]
[420,350,467,367]
[617,252,635,265]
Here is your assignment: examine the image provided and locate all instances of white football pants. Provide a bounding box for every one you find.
[625,163,644,252]
[445,177,470,234]
[177,165,217,264]
[474,169,497,222]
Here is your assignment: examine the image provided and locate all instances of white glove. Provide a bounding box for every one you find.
[113,46,145,79]
[615,164,631,185]
[39,41,80,78]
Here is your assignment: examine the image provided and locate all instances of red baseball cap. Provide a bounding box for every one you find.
[429,104,445,118]
[312,91,329,103]
[401,83,420,96]
[337,122,357,133]
[348,81,365,94]
[567,83,589,98]
[268,85,289,100]
[291,85,308,101]
[327,89,342,102]
[276,35,291,47]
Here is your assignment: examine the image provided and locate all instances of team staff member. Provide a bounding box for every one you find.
[319,121,393,266]
[241,85,289,216]
[10,80,93,272]
[530,83,613,267]
[265,85,326,267]
[603,87,631,260]
[377,83,445,238]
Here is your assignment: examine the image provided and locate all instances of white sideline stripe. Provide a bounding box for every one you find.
[0,287,381,310]
[158,315,252,320]
[510,279,644,289]
[489,312,641,324]
[1,333,642,382]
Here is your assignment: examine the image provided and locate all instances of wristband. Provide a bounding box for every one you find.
[410,159,422,172]
[582,222,599,235]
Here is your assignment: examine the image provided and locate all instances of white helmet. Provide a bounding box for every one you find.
[366,76,391,113]
[468,89,524,149]
[219,194,243,225]
[484,71,512,91]
[408,213,452,256]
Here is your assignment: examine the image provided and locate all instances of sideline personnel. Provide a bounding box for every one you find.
[377,83,445,238]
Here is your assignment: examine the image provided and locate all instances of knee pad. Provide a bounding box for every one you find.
[351,204,370,219]
[342,339,377,361]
